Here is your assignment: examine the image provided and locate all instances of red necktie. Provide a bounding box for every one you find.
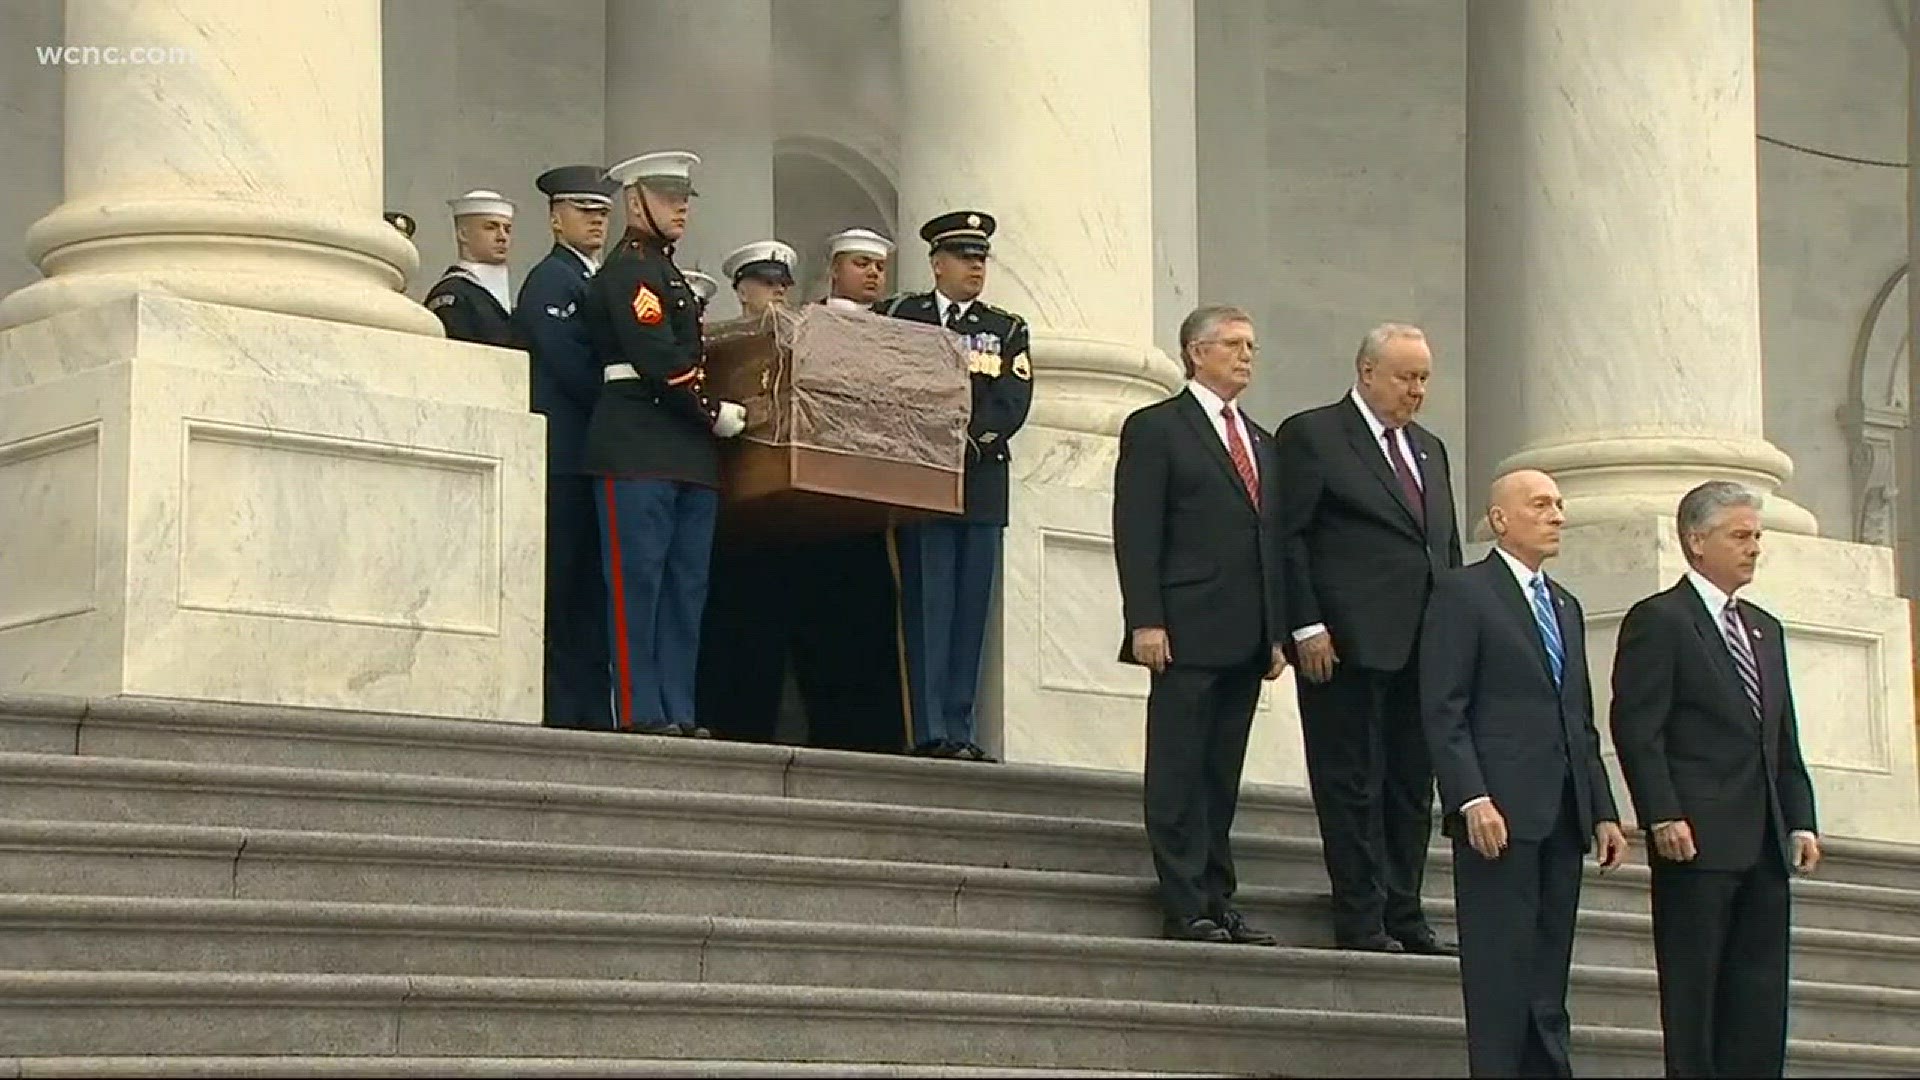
[1222,406,1260,508]
[1384,428,1425,525]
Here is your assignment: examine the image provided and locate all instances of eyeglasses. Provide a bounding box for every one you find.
[1197,338,1260,354]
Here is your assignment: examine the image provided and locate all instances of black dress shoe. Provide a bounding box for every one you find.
[683,724,713,739]
[1161,915,1232,943]
[1334,932,1404,953]
[1214,909,1278,946]
[1393,930,1459,957]
[954,742,999,763]
[627,721,682,737]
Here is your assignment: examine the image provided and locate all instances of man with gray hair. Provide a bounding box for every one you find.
[1610,480,1819,1078]
[1114,304,1289,944]
[1275,322,1462,954]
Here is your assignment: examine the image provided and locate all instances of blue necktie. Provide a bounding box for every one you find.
[1530,575,1565,687]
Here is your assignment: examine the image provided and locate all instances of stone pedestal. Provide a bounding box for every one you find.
[0,297,544,719]
[0,0,544,721]
[1539,522,1920,842]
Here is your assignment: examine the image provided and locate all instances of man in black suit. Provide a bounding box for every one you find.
[1421,469,1627,1077]
[1275,323,1462,954]
[1113,304,1289,945]
[1611,481,1821,1079]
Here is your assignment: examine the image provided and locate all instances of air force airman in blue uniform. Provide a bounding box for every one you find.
[515,164,620,729]
[877,211,1034,760]
[580,150,747,737]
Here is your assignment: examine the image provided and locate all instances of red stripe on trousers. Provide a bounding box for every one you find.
[603,478,636,730]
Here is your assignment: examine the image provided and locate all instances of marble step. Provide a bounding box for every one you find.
[5,693,1918,890]
[1,1058,1220,1078]
[4,819,1918,941]
[4,895,1916,1044]
[2,971,1917,1078]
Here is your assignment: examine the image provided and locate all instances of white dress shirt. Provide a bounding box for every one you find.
[1350,387,1422,491]
[1183,380,1259,480]
[935,291,974,326]
[1291,389,1422,643]
[1458,546,1552,814]
[562,243,599,275]
[824,296,865,311]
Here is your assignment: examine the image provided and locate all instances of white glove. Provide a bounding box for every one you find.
[711,400,747,439]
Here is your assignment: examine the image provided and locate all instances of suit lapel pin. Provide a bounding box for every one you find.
[1752,627,1762,640]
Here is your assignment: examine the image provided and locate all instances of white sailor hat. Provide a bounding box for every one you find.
[683,270,720,305]
[447,189,514,220]
[721,240,798,286]
[826,228,894,261]
[605,150,700,196]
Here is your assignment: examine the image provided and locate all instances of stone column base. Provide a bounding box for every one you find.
[0,296,544,721]
[987,423,1309,789]
[1546,519,1920,844]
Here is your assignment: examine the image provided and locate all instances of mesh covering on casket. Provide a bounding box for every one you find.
[702,304,971,481]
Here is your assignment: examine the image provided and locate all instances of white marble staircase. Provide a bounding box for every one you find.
[1,693,1918,1077]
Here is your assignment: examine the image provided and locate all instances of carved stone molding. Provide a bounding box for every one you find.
[1842,262,1912,546]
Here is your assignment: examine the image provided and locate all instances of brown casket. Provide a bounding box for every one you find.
[700,304,971,543]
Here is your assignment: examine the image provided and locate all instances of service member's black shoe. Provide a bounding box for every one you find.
[1162,915,1232,943]
[1334,932,1404,953]
[1392,930,1458,957]
[627,721,682,737]
[954,742,998,762]
[908,741,946,758]
[682,724,713,739]
[1214,909,1278,946]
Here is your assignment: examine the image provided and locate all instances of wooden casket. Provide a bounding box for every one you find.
[700,304,971,544]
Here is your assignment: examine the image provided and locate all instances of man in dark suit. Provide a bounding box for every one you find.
[1275,323,1462,954]
[1421,469,1627,1077]
[1611,480,1821,1079]
[1113,304,1289,945]
[515,164,619,730]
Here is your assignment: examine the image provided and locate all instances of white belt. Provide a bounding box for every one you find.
[604,363,640,382]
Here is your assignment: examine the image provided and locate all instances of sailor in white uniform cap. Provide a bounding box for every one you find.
[822,227,893,310]
[683,270,721,316]
[720,240,797,319]
[425,189,521,348]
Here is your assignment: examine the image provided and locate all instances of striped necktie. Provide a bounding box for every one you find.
[1721,601,1763,719]
[1529,575,1564,687]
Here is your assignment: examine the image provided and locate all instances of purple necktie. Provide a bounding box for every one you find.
[1384,429,1425,524]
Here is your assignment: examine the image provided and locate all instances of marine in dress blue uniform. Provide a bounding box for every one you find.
[580,150,747,737]
[877,211,1034,761]
[515,164,621,729]
[425,190,522,349]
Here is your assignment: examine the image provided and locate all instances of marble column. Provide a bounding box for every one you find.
[1907,0,1920,598]
[1465,0,1814,535]
[0,0,544,721]
[0,0,436,337]
[1463,0,1917,842]
[897,0,1192,773]
[605,0,774,301]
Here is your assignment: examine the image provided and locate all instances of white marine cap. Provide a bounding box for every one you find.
[826,227,893,261]
[605,150,701,194]
[447,189,514,220]
[683,270,721,304]
[720,240,799,284]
